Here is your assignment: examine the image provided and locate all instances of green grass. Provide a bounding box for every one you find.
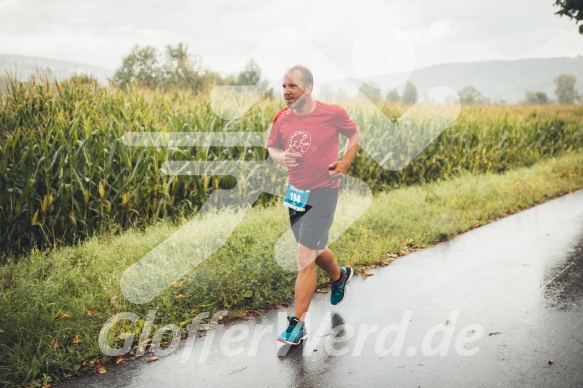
[1,150,583,386]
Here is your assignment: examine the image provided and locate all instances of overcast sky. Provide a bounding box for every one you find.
[0,0,581,84]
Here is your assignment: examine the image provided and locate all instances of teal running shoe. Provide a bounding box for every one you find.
[330,266,353,305]
[277,316,307,345]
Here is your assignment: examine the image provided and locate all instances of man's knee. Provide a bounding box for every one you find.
[316,247,331,259]
[296,244,320,271]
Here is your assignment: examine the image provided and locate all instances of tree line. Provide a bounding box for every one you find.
[110,43,271,95]
[109,44,579,105]
[355,74,580,105]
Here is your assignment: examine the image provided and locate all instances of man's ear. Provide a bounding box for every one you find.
[304,83,314,95]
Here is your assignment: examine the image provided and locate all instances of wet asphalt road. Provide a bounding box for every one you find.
[60,190,583,388]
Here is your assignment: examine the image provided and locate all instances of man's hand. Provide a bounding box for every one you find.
[328,160,350,179]
[328,132,361,179]
[282,149,302,167]
[268,147,302,167]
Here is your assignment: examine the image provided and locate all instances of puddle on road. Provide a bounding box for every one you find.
[543,229,583,309]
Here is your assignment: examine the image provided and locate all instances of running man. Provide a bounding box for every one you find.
[268,65,362,345]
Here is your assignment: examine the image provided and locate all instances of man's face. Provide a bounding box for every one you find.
[282,70,311,109]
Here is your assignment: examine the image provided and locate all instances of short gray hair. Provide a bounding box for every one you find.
[285,65,313,88]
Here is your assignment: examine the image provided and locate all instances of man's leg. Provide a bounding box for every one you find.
[293,246,344,319]
[280,245,350,343]
[316,247,352,305]
[315,248,342,282]
[293,243,320,320]
[290,188,342,320]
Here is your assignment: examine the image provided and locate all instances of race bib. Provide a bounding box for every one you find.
[283,184,310,212]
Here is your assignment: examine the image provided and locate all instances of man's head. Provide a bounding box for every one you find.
[282,65,314,109]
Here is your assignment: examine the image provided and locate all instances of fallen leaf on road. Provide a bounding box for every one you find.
[116,357,124,364]
[92,361,103,374]
[548,359,555,365]
[148,356,159,363]
[488,332,502,336]
[228,366,247,375]
[98,366,107,374]
[361,271,374,278]
[316,289,328,294]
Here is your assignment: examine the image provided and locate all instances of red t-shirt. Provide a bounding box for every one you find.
[268,101,358,190]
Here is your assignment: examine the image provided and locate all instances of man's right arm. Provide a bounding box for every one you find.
[268,108,301,167]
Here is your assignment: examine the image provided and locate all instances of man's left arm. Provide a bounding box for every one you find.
[328,130,362,178]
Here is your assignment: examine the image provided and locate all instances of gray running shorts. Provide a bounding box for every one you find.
[288,186,339,250]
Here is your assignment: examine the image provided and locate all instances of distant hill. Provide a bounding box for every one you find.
[0,54,112,84]
[407,56,583,103]
[1,53,582,103]
[322,56,583,103]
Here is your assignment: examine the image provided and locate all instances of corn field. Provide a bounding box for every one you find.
[1,78,582,261]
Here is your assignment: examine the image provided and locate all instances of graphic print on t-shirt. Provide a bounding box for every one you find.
[288,131,311,154]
